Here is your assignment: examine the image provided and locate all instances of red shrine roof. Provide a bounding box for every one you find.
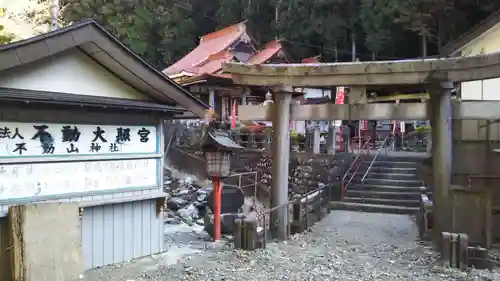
[301,55,321,63]
[163,22,287,82]
[163,22,247,76]
[247,40,283,64]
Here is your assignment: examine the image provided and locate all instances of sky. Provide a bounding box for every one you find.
[0,0,52,39]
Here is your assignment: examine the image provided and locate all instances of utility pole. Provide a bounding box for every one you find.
[51,0,59,31]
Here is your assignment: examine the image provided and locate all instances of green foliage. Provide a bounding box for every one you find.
[58,0,500,66]
[0,24,14,44]
[62,0,197,68]
[360,0,395,57]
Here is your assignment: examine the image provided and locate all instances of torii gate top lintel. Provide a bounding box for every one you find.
[223,52,500,87]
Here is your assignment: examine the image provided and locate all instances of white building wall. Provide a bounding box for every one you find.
[0,49,151,101]
[0,50,166,270]
[458,22,500,101]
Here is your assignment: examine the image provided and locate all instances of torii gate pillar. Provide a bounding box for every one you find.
[429,82,453,247]
[270,87,293,240]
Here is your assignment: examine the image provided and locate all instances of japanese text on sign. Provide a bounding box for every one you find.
[0,159,158,200]
[0,122,157,157]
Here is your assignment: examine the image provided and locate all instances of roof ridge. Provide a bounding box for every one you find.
[200,21,247,43]
[441,9,500,55]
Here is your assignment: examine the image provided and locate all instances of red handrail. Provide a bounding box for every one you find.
[468,174,500,189]
[340,137,371,200]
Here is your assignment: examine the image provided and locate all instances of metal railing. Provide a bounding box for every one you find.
[224,171,259,198]
[250,180,334,249]
[231,137,375,250]
[361,134,391,182]
[340,137,372,200]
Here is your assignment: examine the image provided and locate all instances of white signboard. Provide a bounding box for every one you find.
[0,159,157,200]
[0,122,157,157]
[400,121,405,133]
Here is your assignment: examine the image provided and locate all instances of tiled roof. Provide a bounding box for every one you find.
[187,50,234,74]
[247,40,283,64]
[163,22,247,75]
[302,55,321,63]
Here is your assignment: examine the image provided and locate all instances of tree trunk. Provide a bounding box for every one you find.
[371,51,376,61]
[334,41,339,62]
[437,14,444,53]
[351,32,356,62]
[421,27,427,57]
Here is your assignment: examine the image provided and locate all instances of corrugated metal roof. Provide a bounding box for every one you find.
[0,88,185,113]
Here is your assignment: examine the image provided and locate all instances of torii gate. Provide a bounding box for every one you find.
[223,53,500,242]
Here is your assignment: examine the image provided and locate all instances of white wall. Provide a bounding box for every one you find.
[458,22,500,101]
[295,87,331,99]
[0,50,151,101]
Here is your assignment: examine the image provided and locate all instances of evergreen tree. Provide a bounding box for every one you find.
[50,0,500,65]
[360,0,396,59]
[62,0,196,68]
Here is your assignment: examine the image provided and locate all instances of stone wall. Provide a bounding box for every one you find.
[229,151,354,205]
[167,148,353,203]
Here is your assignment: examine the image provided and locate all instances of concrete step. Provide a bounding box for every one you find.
[330,201,419,215]
[345,189,421,200]
[350,183,421,192]
[364,172,420,180]
[362,178,422,187]
[343,196,421,207]
[368,166,418,174]
[364,160,420,168]
[365,155,426,162]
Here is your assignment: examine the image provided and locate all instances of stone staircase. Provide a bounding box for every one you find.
[331,155,425,214]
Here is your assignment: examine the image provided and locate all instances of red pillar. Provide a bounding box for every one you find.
[212,177,221,241]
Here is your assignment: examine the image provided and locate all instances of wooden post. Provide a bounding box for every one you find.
[314,193,322,222]
[312,127,321,154]
[441,232,468,270]
[0,219,10,281]
[326,125,336,155]
[8,203,83,281]
[233,218,243,249]
[291,195,304,234]
[244,219,257,250]
[234,131,242,147]
[247,132,255,148]
[305,128,313,153]
[264,127,273,152]
[212,177,221,241]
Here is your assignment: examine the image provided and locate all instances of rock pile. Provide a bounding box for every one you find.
[290,158,314,195]
[163,168,212,226]
[163,167,262,236]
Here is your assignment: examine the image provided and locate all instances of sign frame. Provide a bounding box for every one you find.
[0,121,163,205]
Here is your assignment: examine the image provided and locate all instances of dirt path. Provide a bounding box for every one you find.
[85,211,499,281]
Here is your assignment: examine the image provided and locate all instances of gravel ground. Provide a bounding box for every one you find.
[86,211,500,281]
